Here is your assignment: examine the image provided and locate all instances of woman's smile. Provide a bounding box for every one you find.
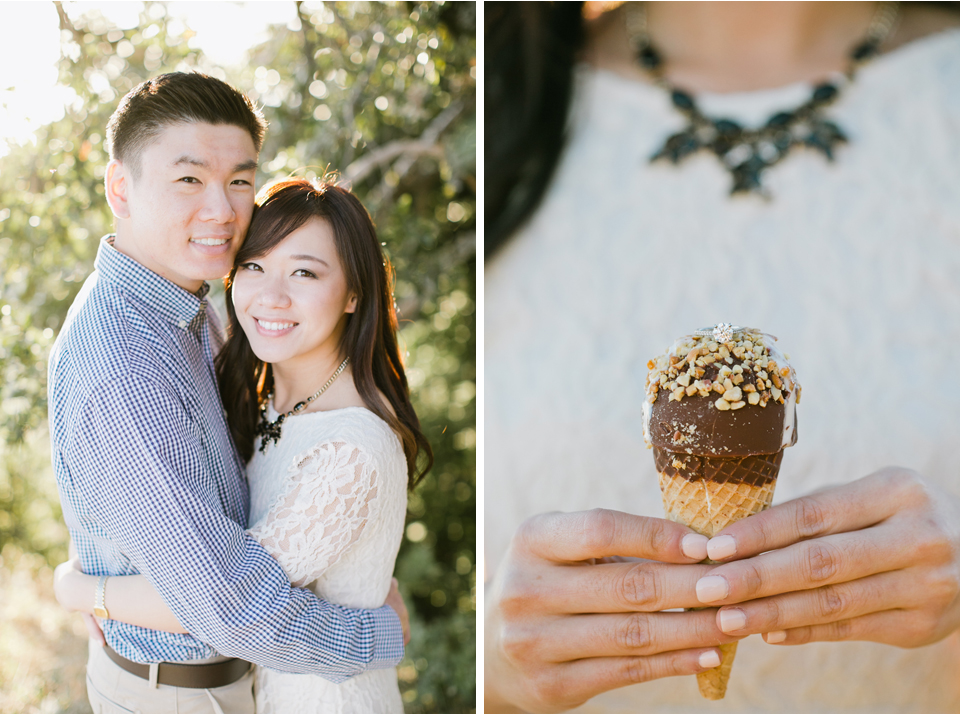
[254,318,299,335]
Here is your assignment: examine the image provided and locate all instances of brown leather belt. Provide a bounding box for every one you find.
[104,646,251,689]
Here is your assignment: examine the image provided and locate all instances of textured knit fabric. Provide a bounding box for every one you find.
[247,406,407,713]
[486,30,960,712]
[49,236,402,679]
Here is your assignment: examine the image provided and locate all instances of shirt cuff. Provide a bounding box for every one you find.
[368,604,405,667]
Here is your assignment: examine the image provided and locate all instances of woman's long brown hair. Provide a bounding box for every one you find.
[216,177,433,487]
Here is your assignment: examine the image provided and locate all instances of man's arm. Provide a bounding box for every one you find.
[67,374,402,681]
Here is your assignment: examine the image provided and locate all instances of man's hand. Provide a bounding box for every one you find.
[385,577,411,646]
[695,468,960,648]
[486,508,742,714]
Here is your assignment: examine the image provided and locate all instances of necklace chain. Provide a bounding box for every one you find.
[255,356,350,453]
[627,2,900,196]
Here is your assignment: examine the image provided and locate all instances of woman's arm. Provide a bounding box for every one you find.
[53,558,188,634]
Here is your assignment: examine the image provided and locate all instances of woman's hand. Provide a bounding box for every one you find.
[485,509,744,714]
[53,557,105,645]
[695,468,960,648]
[385,577,411,646]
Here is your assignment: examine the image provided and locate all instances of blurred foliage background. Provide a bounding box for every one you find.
[0,2,475,712]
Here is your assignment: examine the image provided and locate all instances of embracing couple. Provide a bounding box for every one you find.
[48,71,432,713]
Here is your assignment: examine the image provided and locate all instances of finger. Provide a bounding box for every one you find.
[83,614,106,645]
[524,610,742,661]
[715,570,917,635]
[707,470,918,561]
[760,609,932,648]
[529,649,723,711]
[518,509,709,564]
[501,559,716,616]
[695,522,911,605]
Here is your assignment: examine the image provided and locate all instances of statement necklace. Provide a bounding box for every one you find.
[256,357,350,453]
[627,2,899,196]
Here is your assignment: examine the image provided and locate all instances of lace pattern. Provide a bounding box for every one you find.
[246,407,407,713]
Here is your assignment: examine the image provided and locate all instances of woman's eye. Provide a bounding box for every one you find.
[179,177,200,184]
[293,269,317,279]
[239,262,262,272]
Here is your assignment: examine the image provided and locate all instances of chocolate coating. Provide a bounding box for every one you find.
[649,388,794,456]
[653,446,783,486]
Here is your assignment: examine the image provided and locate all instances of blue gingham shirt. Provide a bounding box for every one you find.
[48,236,403,679]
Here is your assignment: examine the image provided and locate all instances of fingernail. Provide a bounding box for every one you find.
[765,630,787,644]
[707,535,737,561]
[699,650,721,668]
[718,608,746,633]
[681,533,708,560]
[696,575,728,603]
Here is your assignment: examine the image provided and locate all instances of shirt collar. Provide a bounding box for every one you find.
[94,235,211,328]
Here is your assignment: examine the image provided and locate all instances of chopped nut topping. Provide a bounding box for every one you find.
[643,328,799,415]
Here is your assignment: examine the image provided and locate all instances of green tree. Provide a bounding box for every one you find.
[0,3,475,712]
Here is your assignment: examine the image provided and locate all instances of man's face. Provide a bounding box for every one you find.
[107,122,258,293]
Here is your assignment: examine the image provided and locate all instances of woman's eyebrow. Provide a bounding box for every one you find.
[290,254,330,267]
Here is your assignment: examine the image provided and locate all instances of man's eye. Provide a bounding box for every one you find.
[179,177,200,184]
[231,179,252,186]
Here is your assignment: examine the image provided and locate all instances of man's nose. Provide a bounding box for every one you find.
[199,185,236,223]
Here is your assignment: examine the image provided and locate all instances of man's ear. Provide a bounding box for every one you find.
[104,160,131,219]
[345,293,358,314]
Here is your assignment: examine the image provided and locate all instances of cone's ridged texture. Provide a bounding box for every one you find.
[656,453,781,700]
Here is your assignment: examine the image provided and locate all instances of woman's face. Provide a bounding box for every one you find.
[231,217,357,368]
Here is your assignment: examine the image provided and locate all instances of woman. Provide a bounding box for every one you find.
[485,2,960,712]
[56,177,432,713]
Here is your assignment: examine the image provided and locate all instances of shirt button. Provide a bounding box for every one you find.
[178,320,188,329]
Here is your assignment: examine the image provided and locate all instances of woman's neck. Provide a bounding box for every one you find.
[647,2,876,92]
[271,350,348,414]
[585,1,880,93]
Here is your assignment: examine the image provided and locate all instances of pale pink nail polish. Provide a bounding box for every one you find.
[681,533,708,560]
[696,575,728,603]
[707,534,737,560]
[719,608,746,633]
[699,650,721,668]
[765,630,787,644]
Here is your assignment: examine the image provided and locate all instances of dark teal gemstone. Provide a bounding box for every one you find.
[767,112,793,128]
[713,119,741,136]
[671,90,695,111]
[852,40,877,61]
[812,83,839,103]
[638,45,662,70]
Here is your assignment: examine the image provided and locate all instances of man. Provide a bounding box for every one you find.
[49,72,407,713]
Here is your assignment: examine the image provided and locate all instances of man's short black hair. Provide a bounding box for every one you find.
[106,72,267,177]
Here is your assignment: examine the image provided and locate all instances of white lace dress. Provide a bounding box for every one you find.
[487,30,960,713]
[245,406,407,714]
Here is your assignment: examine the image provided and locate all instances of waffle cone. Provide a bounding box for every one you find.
[654,449,782,700]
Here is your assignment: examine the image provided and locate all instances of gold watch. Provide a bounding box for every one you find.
[94,574,110,619]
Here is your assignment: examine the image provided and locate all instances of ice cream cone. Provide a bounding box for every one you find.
[654,448,782,699]
[643,326,799,700]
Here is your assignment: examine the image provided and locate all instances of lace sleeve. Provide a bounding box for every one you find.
[247,441,381,588]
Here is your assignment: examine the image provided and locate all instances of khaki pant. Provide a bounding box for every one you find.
[86,642,255,714]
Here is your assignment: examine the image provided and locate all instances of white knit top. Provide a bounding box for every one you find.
[486,29,960,713]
